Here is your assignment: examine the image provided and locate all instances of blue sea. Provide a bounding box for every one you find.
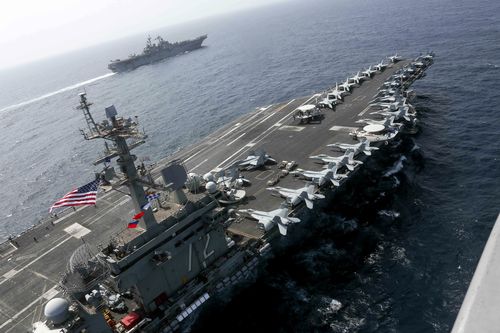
[1,0,499,331]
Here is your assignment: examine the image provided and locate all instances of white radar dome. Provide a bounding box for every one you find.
[44,298,70,324]
[203,172,214,182]
[205,181,218,194]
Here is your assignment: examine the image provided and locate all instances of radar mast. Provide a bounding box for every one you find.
[77,93,157,231]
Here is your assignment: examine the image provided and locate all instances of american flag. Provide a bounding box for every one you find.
[49,179,100,212]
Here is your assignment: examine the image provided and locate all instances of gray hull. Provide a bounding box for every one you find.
[108,35,207,72]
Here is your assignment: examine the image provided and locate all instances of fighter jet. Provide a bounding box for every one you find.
[389,53,403,63]
[292,164,348,186]
[383,79,402,89]
[371,95,398,104]
[374,60,388,71]
[392,72,409,81]
[234,150,276,170]
[309,150,363,171]
[362,66,377,78]
[330,83,348,100]
[266,184,325,209]
[349,71,366,84]
[339,78,356,92]
[375,88,401,97]
[370,98,411,110]
[356,116,403,129]
[237,205,301,235]
[318,92,340,109]
[371,106,415,122]
[327,138,380,156]
[423,52,435,61]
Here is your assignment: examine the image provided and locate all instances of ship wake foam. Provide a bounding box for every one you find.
[0,73,116,113]
[383,156,407,177]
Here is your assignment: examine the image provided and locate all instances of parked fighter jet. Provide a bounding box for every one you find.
[330,83,347,100]
[234,150,276,170]
[356,116,403,129]
[340,78,356,92]
[327,138,380,156]
[266,184,325,209]
[375,88,401,97]
[371,106,415,122]
[383,79,402,89]
[292,164,348,186]
[370,98,411,110]
[389,53,403,63]
[374,60,388,71]
[371,95,398,103]
[309,150,363,171]
[318,92,340,109]
[362,66,377,78]
[349,71,366,84]
[237,206,300,235]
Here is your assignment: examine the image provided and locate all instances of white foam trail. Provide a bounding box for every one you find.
[378,210,400,218]
[0,72,116,113]
[383,156,407,177]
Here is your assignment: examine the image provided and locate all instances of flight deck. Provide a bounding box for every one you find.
[0,58,425,332]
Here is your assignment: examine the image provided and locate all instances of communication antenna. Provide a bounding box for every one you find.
[76,93,158,231]
[77,92,100,139]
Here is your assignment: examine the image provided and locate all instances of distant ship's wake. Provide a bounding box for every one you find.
[0,72,116,113]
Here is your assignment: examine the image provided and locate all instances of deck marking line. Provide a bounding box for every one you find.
[191,159,208,171]
[227,133,246,146]
[214,126,239,142]
[216,146,248,168]
[0,236,71,286]
[257,112,277,125]
[42,286,59,300]
[279,126,305,132]
[64,223,91,239]
[358,106,371,116]
[0,285,58,330]
[255,170,274,180]
[329,126,359,132]
[217,95,314,168]
[3,269,17,279]
[184,150,204,162]
[86,197,130,226]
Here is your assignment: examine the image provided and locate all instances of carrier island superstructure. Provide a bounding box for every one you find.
[0,53,433,333]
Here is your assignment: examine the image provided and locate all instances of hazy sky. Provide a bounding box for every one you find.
[0,0,285,69]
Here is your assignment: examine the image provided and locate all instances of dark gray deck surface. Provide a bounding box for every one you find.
[0,61,406,332]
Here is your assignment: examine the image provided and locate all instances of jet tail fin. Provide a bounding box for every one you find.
[275,216,301,235]
[304,198,313,209]
[277,222,288,235]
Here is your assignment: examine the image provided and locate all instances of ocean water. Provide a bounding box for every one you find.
[1,0,500,331]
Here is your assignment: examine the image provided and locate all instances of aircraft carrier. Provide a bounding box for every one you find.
[0,53,433,333]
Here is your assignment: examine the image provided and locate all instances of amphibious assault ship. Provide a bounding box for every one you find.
[0,53,433,333]
[108,35,207,73]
